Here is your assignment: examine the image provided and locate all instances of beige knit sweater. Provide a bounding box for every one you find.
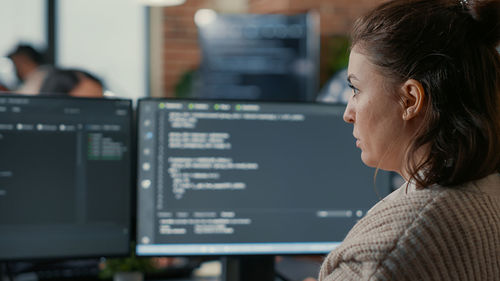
[318,173,500,281]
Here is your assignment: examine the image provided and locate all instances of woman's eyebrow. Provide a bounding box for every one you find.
[347,74,359,84]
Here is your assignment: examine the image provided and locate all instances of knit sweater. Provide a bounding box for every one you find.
[318,173,500,281]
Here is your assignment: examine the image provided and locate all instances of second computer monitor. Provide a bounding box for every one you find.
[0,95,132,260]
[136,99,391,256]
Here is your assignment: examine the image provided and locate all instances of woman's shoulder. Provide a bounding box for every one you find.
[319,173,500,281]
[344,173,500,251]
[367,173,500,222]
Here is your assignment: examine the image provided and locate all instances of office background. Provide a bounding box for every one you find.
[0,0,384,100]
[0,1,391,280]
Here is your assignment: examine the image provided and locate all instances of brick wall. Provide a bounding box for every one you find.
[161,0,384,97]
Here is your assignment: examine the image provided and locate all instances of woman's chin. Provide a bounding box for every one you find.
[360,154,378,168]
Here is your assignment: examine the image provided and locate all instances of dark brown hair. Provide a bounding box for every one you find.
[39,68,104,97]
[352,0,500,188]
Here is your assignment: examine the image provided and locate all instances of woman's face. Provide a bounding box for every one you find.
[343,47,407,173]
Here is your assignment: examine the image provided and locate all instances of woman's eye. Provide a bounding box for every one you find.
[347,82,359,96]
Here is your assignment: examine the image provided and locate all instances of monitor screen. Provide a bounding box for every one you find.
[194,12,319,101]
[136,98,391,256]
[0,95,133,260]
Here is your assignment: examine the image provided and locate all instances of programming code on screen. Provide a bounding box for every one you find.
[0,96,132,260]
[136,99,391,255]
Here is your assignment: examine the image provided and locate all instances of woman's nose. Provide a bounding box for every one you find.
[343,100,355,124]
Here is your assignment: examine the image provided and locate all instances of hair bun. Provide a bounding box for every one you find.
[469,0,500,46]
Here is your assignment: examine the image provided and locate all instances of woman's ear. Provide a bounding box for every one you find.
[400,79,425,120]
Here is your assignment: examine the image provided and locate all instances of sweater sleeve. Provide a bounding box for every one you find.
[318,190,438,281]
[318,259,380,281]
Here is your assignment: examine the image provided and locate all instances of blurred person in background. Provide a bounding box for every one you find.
[39,68,104,98]
[7,44,52,94]
[315,68,351,104]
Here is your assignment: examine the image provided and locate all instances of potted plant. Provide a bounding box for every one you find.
[99,245,155,281]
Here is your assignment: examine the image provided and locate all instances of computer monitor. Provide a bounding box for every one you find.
[194,12,320,101]
[0,95,133,260]
[136,99,391,260]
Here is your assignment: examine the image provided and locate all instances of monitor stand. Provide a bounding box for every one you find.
[221,255,275,281]
[0,262,8,281]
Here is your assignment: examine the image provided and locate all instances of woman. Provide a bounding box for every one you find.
[318,0,500,280]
